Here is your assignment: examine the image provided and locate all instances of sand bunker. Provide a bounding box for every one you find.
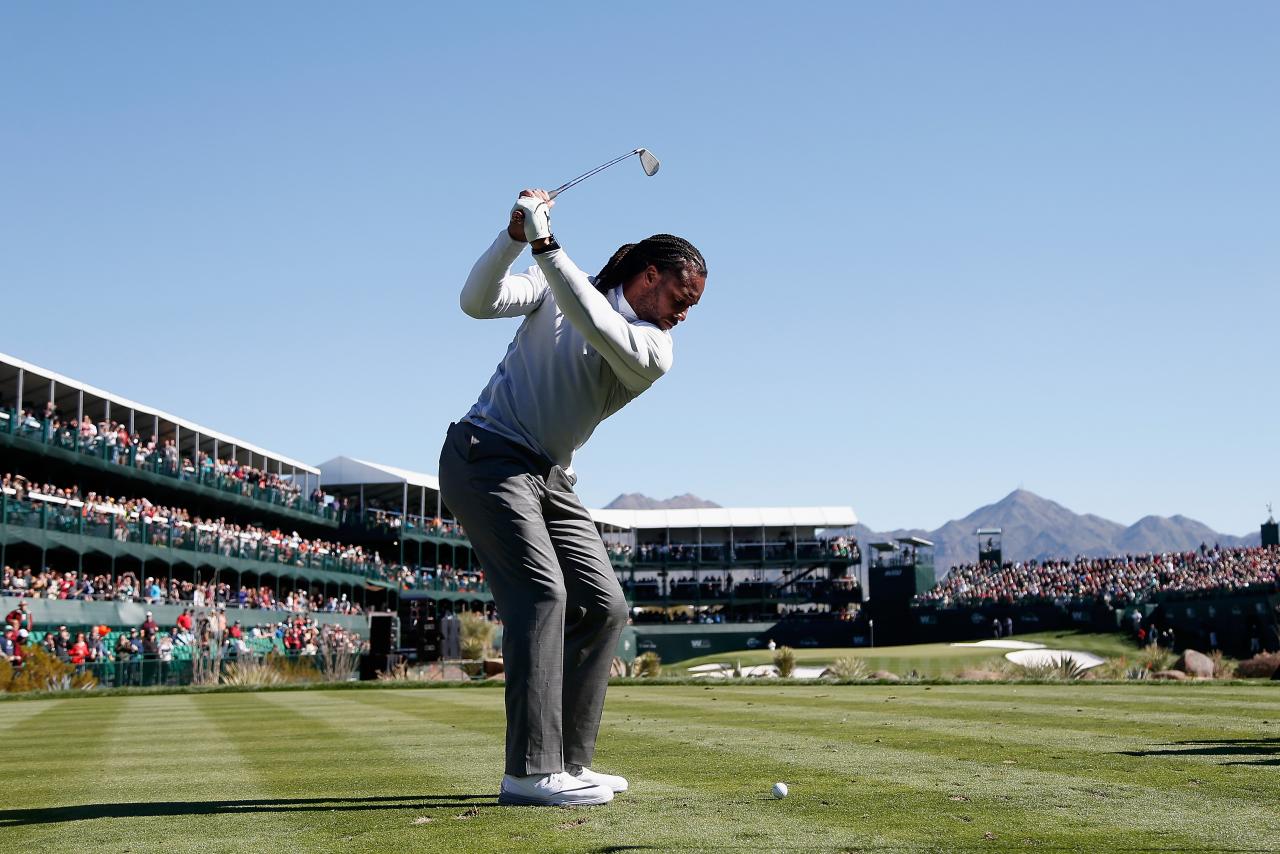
[949,640,1047,650]
[1004,648,1105,669]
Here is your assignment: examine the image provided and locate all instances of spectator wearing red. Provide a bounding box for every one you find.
[176,608,193,633]
[141,611,159,636]
[229,621,243,640]
[69,632,88,665]
[5,601,33,633]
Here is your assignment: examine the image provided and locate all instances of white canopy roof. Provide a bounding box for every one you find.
[315,456,440,491]
[588,506,856,530]
[1,350,318,474]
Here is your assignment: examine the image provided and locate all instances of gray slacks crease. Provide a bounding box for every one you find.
[438,421,628,776]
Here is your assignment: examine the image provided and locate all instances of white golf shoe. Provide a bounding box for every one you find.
[568,765,629,793]
[498,771,613,806]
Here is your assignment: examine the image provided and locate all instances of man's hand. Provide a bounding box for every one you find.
[508,189,554,243]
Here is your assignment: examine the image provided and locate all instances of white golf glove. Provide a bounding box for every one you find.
[511,195,552,243]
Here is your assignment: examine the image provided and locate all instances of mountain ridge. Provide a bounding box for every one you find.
[853,488,1261,577]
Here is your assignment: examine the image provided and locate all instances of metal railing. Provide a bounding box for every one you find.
[629,542,861,567]
[0,490,391,584]
[1,408,339,522]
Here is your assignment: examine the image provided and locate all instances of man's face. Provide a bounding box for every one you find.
[629,265,706,332]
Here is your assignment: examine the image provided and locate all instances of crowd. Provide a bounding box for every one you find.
[4,403,334,513]
[916,544,1280,609]
[1,600,365,670]
[2,471,382,570]
[634,536,860,564]
[395,564,486,594]
[0,564,366,615]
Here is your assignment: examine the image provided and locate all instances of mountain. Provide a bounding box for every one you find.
[604,493,722,510]
[854,489,1261,578]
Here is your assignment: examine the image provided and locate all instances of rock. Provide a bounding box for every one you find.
[871,670,901,682]
[1176,649,1214,679]
[485,671,506,681]
[1152,669,1188,680]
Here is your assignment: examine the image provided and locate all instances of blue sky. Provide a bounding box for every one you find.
[2,3,1276,534]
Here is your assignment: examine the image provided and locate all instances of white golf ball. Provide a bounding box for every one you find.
[772,782,788,799]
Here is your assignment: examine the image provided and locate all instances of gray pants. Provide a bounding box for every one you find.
[438,421,628,776]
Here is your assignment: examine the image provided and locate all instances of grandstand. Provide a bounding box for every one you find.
[1,352,388,684]
[910,544,1280,655]
[6,345,1279,672]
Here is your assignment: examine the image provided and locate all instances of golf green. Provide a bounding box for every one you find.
[3,683,1277,852]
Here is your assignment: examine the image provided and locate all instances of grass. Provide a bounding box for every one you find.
[3,681,1277,852]
[667,631,1142,677]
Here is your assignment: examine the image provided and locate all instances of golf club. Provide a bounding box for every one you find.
[548,148,659,200]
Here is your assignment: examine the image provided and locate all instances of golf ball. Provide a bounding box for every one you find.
[772,782,788,799]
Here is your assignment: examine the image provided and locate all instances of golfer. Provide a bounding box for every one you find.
[439,189,706,806]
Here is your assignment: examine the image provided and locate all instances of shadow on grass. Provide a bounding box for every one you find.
[0,794,498,827]
[1116,737,1280,766]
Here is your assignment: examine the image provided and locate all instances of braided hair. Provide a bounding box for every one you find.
[594,234,707,295]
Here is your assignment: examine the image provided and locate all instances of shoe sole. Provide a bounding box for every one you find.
[498,790,613,807]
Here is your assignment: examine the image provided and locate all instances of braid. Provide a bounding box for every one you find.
[594,234,707,294]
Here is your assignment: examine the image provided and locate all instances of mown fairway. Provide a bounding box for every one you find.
[2,683,1277,853]
[668,631,1140,677]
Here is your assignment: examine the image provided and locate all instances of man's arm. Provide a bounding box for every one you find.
[533,247,673,393]
[458,231,549,319]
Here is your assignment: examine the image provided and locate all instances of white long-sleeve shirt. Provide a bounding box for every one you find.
[459,230,674,470]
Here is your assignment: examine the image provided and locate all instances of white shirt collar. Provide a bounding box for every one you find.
[612,286,639,321]
[590,276,639,321]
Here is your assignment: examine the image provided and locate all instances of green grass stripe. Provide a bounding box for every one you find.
[619,684,1280,743]
[0,695,62,734]
[3,686,1276,852]
[11,694,307,853]
[1,696,125,849]
[331,688,909,852]
[590,687,1280,850]
[435,686,1274,850]
[614,690,1279,810]
[202,691,511,853]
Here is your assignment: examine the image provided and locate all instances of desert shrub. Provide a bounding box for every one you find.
[376,661,447,682]
[1236,651,1280,679]
[1209,650,1236,679]
[1094,656,1130,680]
[458,612,497,678]
[823,657,869,680]
[267,651,324,683]
[316,646,361,682]
[4,645,96,693]
[1137,644,1176,673]
[634,651,661,678]
[459,611,496,660]
[773,646,796,678]
[222,655,286,687]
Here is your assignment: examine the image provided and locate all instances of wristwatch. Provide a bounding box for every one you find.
[531,235,561,255]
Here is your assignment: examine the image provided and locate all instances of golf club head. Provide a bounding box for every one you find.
[549,147,661,199]
[638,148,660,177]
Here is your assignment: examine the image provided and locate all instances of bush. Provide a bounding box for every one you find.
[1236,651,1280,679]
[634,651,661,678]
[222,655,287,687]
[1209,650,1236,679]
[823,657,868,680]
[1093,656,1131,680]
[1012,657,1088,681]
[1137,644,1176,673]
[2,645,96,693]
[773,646,796,678]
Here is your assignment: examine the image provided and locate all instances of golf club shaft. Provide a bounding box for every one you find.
[548,150,640,200]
